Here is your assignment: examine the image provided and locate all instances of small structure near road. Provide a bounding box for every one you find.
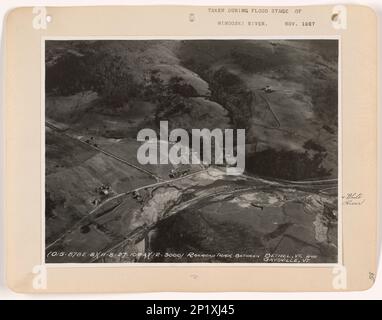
[91,198,100,206]
[261,85,275,93]
[96,184,112,196]
[169,167,191,179]
[132,190,144,203]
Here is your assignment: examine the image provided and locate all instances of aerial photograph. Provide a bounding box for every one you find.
[45,39,338,263]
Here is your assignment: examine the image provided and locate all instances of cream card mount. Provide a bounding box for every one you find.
[3,5,378,292]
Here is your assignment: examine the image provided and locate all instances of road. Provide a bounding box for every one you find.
[46,166,209,250]
[89,185,261,262]
[45,120,337,256]
[46,120,162,182]
[46,163,337,253]
[90,176,337,263]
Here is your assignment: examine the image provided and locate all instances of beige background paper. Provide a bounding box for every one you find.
[4,5,378,292]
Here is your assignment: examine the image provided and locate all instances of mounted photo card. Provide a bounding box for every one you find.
[3,5,378,292]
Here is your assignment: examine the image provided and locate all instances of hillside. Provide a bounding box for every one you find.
[46,40,338,180]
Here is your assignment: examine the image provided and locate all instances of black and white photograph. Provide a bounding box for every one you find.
[44,39,339,264]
